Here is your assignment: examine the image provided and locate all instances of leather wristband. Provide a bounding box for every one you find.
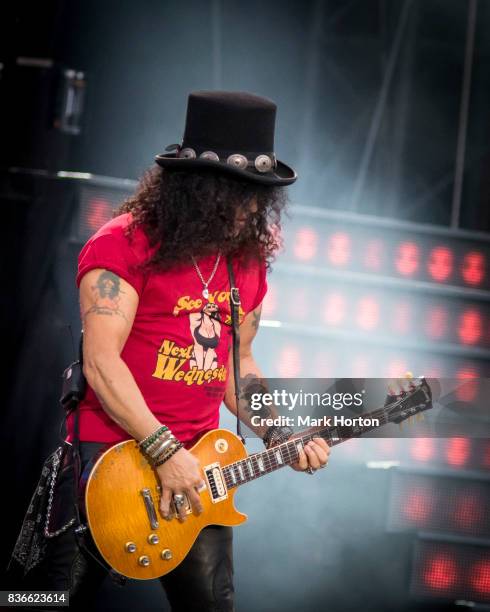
[263,425,294,449]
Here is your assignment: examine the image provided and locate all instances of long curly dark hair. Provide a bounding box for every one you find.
[116,165,288,273]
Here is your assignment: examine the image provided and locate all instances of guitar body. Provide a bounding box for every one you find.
[84,429,248,580]
[83,377,433,580]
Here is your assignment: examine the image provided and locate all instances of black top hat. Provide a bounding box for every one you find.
[154,90,297,186]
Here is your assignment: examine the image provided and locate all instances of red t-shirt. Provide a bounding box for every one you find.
[65,212,267,448]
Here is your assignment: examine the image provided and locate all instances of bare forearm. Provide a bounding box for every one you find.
[84,355,162,441]
[223,354,280,439]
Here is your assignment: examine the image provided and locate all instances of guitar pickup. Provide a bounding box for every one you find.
[203,462,228,503]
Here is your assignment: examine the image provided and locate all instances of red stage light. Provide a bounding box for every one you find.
[457,309,483,345]
[428,246,453,282]
[395,241,420,277]
[356,296,379,330]
[363,238,384,271]
[423,553,458,590]
[453,493,483,531]
[455,367,478,402]
[391,301,411,335]
[461,251,485,286]
[293,227,318,261]
[410,438,435,462]
[277,345,302,377]
[470,560,490,595]
[403,487,434,524]
[425,305,448,340]
[446,438,471,468]
[87,198,112,230]
[326,232,351,267]
[386,358,408,378]
[323,292,345,326]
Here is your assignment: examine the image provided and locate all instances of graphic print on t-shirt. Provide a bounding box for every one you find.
[152,290,245,387]
[189,302,221,370]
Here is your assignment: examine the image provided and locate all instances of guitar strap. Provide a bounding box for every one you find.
[227,256,245,444]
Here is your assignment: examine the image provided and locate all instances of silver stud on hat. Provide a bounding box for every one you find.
[226,154,248,169]
[199,151,220,161]
[254,154,273,173]
[173,146,277,174]
[179,147,196,159]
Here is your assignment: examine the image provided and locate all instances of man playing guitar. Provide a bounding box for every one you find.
[59,91,329,611]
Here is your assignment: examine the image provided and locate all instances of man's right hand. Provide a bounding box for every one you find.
[156,447,206,521]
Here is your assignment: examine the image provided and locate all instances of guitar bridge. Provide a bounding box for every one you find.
[203,462,228,503]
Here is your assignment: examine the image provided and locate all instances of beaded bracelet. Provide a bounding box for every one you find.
[139,425,169,451]
[153,441,183,467]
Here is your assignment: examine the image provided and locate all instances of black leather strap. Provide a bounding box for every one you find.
[227,256,245,444]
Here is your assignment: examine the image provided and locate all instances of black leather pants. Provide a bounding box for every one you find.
[16,441,235,612]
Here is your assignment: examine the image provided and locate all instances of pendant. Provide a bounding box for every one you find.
[202,286,209,299]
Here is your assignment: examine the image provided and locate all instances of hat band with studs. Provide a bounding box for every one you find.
[165,143,277,173]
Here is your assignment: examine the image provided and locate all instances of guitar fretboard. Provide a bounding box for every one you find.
[222,382,431,490]
[222,409,388,489]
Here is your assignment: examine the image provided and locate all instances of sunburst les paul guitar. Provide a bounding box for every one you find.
[84,377,432,579]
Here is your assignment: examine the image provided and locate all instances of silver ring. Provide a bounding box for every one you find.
[173,493,186,507]
[179,147,196,159]
[305,467,316,475]
[227,153,248,169]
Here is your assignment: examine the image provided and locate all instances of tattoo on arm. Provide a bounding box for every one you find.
[251,305,262,330]
[83,271,129,322]
[238,373,272,419]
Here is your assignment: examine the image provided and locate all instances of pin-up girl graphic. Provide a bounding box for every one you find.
[189,302,221,370]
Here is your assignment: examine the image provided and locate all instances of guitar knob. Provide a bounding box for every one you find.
[125,542,137,553]
[161,549,173,560]
[148,534,159,545]
[138,556,151,566]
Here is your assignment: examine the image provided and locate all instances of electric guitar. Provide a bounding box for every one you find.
[84,377,432,579]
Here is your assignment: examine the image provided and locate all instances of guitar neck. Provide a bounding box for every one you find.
[221,403,397,490]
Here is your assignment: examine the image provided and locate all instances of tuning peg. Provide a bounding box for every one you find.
[404,371,414,379]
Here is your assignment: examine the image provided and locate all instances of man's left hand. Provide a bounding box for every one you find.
[288,432,330,473]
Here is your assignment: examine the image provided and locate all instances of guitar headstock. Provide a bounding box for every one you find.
[385,376,433,425]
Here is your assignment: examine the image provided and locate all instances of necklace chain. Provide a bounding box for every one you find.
[191,252,221,298]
